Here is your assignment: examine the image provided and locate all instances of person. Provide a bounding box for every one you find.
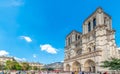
[104,71,108,74]
[71,71,74,74]
[74,71,78,74]
[82,71,84,74]
[56,72,59,74]
[1,71,4,74]
[79,71,82,74]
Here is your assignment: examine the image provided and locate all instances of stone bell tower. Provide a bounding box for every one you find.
[81,7,118,71]
[95,8,117,60]
[82,7,118,61]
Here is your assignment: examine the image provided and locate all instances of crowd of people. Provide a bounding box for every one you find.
[0,70,109,74]
[71,71,108,74]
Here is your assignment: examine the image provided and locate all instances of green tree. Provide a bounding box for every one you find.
[21,62,29,70]
[41,68,54,71]
[14,61,22,70]
[5,60,14,70]
[48,68,54,71]
[101,58,120,71]
[28,66,32,70]
[33,66,38,70]
[5,60,22,70]
[41,68,47,71]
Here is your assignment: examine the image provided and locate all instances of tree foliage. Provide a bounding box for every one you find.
[5,61,30,70]
[101,58,120,70]
[5,60,22,70]
[5,60,41,71]
[48,68,54,71]
[21,62,29,70]
[33,66,38,70]
[41,68,54,71]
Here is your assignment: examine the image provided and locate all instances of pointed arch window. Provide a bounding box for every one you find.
[104,17,107,25]
[88,22,91,32]
[75,34,77,41]
[68,38,70,45]
[78,35,80,39]
[93,18,96,29]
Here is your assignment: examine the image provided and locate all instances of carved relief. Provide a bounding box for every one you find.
[76,49,82,55]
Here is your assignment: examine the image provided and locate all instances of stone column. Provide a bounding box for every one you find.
[84,22,87,34]
[83,25,85,34]
[96,12,104,25]
[63,63,66,71]
[84,24,86,34]
[81,63,84,72]
[86,24,88,33]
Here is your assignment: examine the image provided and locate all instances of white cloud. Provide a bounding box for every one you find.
[0,50,26,62]
[20,36,32,42]
[33,54,37,58]
[61,61,64,62]
[14,57,26,62]
[0,50,9,56]
[0,0,24,7]
[117,47,120,50]
[40,44,57,54]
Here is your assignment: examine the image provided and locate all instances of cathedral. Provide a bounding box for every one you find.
[64,7,120,73]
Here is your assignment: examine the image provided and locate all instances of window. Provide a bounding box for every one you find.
[88,22,91,32]
[75,34,77,41]
[104,17,107,25]
[68,38,70,45]
[93,18,96,29]
[78,35,80,39]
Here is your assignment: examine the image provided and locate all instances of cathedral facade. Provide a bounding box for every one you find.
[64,7,120,73]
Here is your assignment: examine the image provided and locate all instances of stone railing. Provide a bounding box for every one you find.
[64,50,102,61]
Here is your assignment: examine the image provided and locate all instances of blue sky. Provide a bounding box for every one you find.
[0,0,120,64]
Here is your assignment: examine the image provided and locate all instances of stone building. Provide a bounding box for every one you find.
[0,56,14,65]
[64,7,120,73]
[28,62,43,70]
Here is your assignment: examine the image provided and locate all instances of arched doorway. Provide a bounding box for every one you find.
[72,61,81,71]
[66,64,70,71]
[84,60,96,73]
